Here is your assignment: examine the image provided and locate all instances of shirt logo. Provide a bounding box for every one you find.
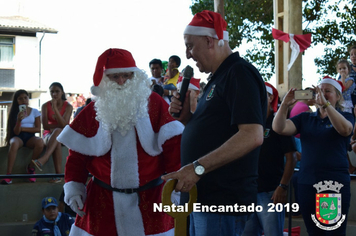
[206,84,216,101]
[264,128,270,138]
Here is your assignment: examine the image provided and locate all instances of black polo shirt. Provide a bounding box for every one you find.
[181,52,267,214]
[257,113,296,193]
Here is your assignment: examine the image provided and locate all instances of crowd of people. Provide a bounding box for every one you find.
[1,9,356,236]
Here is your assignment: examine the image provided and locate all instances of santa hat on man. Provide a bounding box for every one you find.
[177,77,201,91]
[91,48,141,95]
[184,10,229,47]
[319,76,344,93]
[265,82,279,113]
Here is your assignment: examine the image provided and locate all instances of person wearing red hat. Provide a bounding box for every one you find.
[242,82,297,236]
[57,48,184,236]
[164,10,267,235]
[273,77,354,235]
[177,77,201,112]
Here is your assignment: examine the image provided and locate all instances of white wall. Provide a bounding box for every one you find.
[14,36,39,89]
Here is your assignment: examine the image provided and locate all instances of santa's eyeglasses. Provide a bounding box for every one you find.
[107,72,134,80]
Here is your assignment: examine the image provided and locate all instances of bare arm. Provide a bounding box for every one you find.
[52,101,73,128]
[344,79,354,91]
[13,111,25,135]
[42,102,73,130]
[314,86,353,137]
[271,151,297,204]
[162,123,264,192]
[21,116,41,133]
[322,105,353,136]
[272,88,299,136]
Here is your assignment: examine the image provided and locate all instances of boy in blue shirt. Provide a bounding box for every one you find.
[32,197,74,236]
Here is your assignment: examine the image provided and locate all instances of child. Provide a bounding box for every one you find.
[32,197,74,236]
[337,59,355,113]
[1,90,44,184]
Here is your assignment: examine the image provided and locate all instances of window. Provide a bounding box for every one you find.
[0,37,15,68]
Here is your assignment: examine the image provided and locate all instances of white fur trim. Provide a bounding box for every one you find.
[111,128,139,188]
[105,67,140,74]
[184,25,229,41]
[69,220,174,236]
[265,85,273,95]
[218,39,224,47]
[113,192,145,236]
[69,224,94,236]
[90,85,101,96]
[110,128,145,235]
[63,181,87,204]
[148,228,174,236]
[177,82,199,91]
[320,78,342,93]
[57,124,112,156]
[69,218,174,236]
[136,117,184,156]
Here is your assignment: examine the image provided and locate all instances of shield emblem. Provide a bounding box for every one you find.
[315,193,342,225]
[206,84,215,101]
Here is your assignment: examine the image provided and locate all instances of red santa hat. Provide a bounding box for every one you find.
[319,76,344,93]
[93,48,140,87]
[265,82,279,113]
[184,10,229,47]
[177,77,201,91]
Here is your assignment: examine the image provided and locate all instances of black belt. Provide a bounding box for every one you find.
[93,176,163,194]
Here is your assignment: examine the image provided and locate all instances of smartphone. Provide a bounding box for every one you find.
[19,105,26,112]
[294,89,314,100]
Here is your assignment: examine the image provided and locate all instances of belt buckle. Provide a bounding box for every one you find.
[124,188,135,194]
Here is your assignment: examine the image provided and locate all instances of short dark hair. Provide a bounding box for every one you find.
[169,55,181,67]
[149,59,162,68]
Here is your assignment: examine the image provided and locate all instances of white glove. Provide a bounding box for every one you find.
[67,195,86,217]
[63,181,87,217]
[171,190,181,206]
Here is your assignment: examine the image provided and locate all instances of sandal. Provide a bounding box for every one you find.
[49,177,62,184]
[32,160,43,171]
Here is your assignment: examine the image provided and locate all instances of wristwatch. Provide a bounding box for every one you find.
[193,160,205,176]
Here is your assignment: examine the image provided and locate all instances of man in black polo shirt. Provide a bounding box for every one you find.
[163,10,267,236]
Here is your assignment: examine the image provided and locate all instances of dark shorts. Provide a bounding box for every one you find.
[15,132,35,147]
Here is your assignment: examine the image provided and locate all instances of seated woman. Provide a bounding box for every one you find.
[32,82,73,183]
[1,90,44,184]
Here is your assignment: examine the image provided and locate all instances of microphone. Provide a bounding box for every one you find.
[172,65,194,118]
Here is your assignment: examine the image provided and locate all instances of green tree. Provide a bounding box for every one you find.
[190,0,356,80]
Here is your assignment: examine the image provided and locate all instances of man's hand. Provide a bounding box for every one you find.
[168,90,192,125]
[271,186,287,204]
[162,164,200,192]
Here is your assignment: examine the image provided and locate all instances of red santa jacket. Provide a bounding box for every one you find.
[58,92,184,236]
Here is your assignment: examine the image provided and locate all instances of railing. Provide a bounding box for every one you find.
[0,105,7,147]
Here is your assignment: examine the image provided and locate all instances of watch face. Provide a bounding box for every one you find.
[195,165,205,175]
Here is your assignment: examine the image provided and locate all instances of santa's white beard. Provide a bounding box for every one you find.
[93,71,152,135]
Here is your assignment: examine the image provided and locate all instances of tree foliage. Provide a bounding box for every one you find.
[190,0,356,81]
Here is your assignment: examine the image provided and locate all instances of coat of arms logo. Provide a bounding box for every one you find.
[311,180,346,231]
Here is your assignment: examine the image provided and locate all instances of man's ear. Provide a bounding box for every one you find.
[205,36,215,48]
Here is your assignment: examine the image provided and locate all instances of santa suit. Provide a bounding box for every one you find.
[58,92,184,236]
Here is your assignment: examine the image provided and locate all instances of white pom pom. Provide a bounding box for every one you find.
[218,39,224,47]
[90,85,101,96]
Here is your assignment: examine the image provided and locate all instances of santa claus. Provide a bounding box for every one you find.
[57,48,184,236]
